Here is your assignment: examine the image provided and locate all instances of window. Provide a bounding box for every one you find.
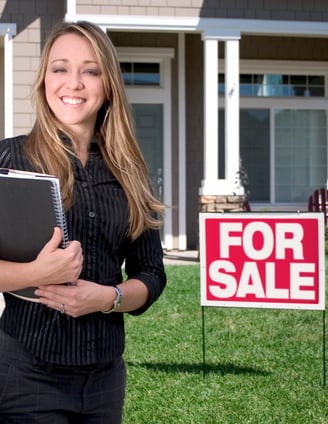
[120,62,160,86]
[219,62,328,206]
[219,73,325,97]
[274,109,326,202]
[219,107,327,204]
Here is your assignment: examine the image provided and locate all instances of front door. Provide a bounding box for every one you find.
[119,48,174,249]
[132,103,164,202]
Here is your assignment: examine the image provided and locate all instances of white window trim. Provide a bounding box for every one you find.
[0,24,16,138]
[240,60,328,96]
[240,59,328,73]
[221,60,328,85]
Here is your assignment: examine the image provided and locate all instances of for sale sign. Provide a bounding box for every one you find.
[199,213,325,310]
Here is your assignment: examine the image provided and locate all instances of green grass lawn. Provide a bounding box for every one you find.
[123,265,327,424]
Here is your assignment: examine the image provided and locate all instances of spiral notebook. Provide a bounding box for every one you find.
[0,168,69,302]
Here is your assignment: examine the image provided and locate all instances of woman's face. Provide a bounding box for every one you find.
[44,33,106,137]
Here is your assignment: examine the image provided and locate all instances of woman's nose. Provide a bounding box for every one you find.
[66,71,83,89]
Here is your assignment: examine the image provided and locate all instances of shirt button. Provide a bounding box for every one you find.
[82,182,88,188]
[89,212,95,218]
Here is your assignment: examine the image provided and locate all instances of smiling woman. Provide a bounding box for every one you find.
[0,20,166,423]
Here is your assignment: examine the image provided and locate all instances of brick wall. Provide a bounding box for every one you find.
[200,194,245,213]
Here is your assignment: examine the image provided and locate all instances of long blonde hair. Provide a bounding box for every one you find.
[25,20,164,240]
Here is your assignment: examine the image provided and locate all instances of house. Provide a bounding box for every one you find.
[1,0,328,250]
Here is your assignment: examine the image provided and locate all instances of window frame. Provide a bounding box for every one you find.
[219,60,328,210]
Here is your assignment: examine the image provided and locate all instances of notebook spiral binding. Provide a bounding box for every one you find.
[51,179,69,248]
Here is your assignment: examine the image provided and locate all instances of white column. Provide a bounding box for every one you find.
[225,39,241,191]
[3,25,16,138]
[178,33,187,250]
[200,35,241,195]
[66,0,76,16]
[200,38,218,194]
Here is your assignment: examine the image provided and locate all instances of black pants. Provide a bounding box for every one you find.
[0,330,126,423]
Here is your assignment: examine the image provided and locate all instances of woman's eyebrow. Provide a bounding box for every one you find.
[49,59,99,65]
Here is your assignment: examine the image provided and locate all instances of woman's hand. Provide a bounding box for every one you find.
[35,277,150,318]
[35,279,116,317]
[32,227,83,287]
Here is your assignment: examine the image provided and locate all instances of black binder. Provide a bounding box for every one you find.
[0,168,69,301]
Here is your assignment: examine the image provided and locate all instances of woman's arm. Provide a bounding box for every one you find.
[35,228,166,318]
[0,227,83,293]
[123,228,167,315]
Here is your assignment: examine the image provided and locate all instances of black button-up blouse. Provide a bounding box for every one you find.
[0,136,166,365]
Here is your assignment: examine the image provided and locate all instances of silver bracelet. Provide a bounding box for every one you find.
[101,285,123,314]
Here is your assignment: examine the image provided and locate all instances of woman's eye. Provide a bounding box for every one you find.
[84,69,101,76]
[53,67,66,73]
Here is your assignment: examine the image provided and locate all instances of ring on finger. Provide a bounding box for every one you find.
[60,303,65,314]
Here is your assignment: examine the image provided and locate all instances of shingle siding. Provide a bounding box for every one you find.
[76,0,328,21]
[240,36,328,61]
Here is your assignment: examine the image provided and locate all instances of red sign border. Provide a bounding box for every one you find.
[199,212,325,311]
